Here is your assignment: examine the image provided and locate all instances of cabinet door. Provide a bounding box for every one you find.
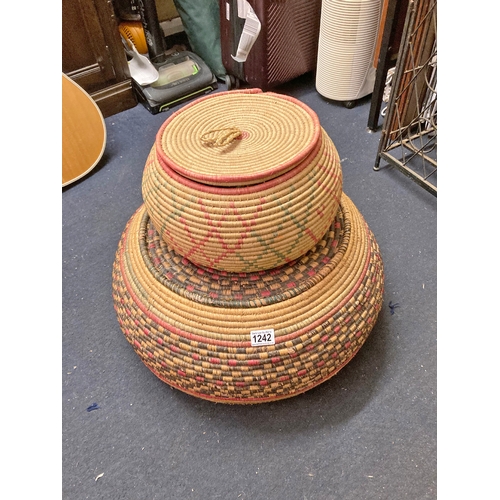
[62,0,136,116]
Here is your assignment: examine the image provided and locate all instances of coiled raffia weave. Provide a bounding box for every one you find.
[112,193,384,404]
[154,88,321,186]
[142,89,343,273]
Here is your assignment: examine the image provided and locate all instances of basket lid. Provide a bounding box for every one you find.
[155,89,321,187]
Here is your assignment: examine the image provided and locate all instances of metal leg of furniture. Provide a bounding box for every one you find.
[367,0,403,131]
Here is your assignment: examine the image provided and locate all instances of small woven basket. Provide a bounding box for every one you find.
[112,194,384,404]
[142,89,343,273]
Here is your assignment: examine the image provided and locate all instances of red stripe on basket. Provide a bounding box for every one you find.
[315,206,325,218]
[305,228,319,243]
[315,173,340,198]
[176,217,213,265]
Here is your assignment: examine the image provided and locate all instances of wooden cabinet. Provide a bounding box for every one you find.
[62,0,137,117]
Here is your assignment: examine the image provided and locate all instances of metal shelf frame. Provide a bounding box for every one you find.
[374,0,437,196]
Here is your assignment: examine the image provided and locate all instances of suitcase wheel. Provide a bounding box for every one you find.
[225,74,240,91]
[343,100,357,109]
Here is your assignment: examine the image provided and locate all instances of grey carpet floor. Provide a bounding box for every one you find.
[62,73,437,500]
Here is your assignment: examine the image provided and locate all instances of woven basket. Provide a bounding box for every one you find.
[142,89,343,273]
[112,193,384,404]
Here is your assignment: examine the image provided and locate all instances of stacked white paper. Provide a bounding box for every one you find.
[316,0,382,101]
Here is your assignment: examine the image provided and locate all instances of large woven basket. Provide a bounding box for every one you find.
[112,193,384,404]
[142,89,343,273]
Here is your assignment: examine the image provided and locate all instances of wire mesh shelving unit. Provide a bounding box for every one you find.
[374,0,437,196]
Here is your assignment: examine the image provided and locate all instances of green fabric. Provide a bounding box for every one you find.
[171,0,226,78]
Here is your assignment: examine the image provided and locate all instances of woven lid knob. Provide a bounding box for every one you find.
[200,127,242,147]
